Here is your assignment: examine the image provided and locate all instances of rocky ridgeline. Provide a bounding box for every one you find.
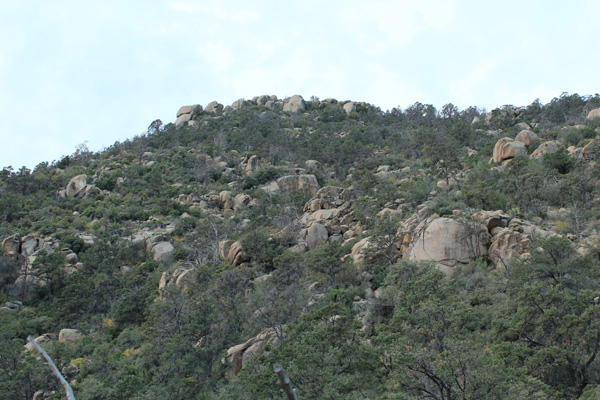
[174,95,368,127]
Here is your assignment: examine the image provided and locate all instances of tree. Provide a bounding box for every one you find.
[375,262,518,400]
[223,291,381,399]
[496,237,600,398]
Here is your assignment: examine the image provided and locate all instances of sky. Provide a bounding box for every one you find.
[1,0,599,169]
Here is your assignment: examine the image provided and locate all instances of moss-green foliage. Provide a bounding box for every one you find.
[2,93,600,398]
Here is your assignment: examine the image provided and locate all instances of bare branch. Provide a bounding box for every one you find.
[27,336,76,400]
[274,364,298,400]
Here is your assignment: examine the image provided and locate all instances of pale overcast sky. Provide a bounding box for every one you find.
[1,0,599,169]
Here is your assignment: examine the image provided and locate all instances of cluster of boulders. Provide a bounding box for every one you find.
[128,231,175,263]
[174,95,374,128]
[2,232,91,296]
[176,193,214,212]
[490,107,600,164]
[175,105,203,128]
[473,210,557,269]
[296,186,358,251]
[219,191,253,212]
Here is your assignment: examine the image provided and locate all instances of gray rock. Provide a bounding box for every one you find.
[306,223,328,250]
[152,241,174,262]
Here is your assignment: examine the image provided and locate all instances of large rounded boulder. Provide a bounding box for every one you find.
[493,137,527,163]
[405,217,488,272]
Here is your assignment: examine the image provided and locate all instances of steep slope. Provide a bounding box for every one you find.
[2,93,600,399]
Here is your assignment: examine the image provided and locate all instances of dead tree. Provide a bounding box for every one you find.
[27,336,76,400]
[274,364,298,400]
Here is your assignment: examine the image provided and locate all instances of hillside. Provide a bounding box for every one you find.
[2,93,600,399]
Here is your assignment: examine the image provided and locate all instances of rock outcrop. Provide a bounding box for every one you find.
[205,101,224,114]
[59,174,97,199]
[219,191,253,212]
[159,264,200,292]
[306,223,329,250]
[282,95,305,113]
[492,138,527,163]
[175,104,202,127]
[276,174,320,195]
[405,217,488,273]
[473,210,556,269]
[245,155,260,177]
[146,235,174,262]
[224,326,287,378]
[297,186,359,252]
[343,101,358,115]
